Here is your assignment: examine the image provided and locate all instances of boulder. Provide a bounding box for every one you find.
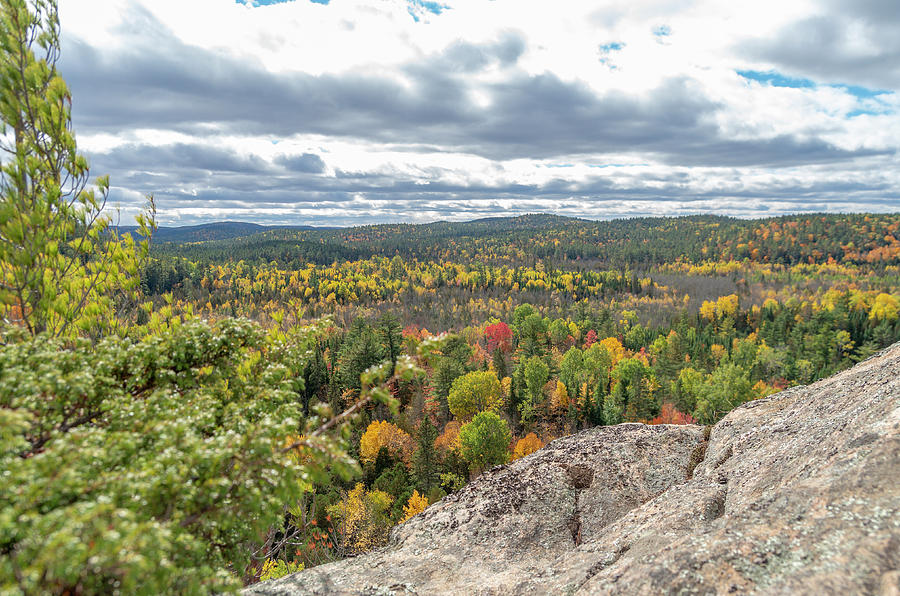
[247,343,900,594]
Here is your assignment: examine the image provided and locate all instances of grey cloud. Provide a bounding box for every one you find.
[60,6,881,168]
[658,135,889,168]
[115,156,899,227]
[822,0,900,29]
[147,194,898,228]
[94,143,273,174]
[88,137,899,228]
[742,1,900,89]
[59,2,899,224]
[96,141,898,217]
[493,33,527,65]
[438,31,525,72]
[276,153,327,173]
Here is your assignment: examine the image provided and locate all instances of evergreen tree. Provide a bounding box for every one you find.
[492,347,508,379]
[0,0,154,337]
[412,417,439,493]
[377,312,403,373]
[559,347,584,395]
[442,334,474,366]
[433,357,466,420]
[339,319,385,391]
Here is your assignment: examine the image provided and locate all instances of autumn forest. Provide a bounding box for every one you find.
[2,1,899,593]
[135,213,900,579]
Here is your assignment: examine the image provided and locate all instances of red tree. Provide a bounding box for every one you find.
[648,403,696,425]
[485,321,513,353]
[583,329,598,348]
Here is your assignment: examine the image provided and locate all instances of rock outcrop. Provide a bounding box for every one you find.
[247,344,900,595]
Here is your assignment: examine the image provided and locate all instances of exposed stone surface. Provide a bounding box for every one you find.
[247,344,900,595]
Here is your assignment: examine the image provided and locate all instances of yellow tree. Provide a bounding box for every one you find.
[716,294,739,318]
[327,483,394,555]
[434,420,461,457]
[447,370,502,420]
[359,420,413,465]
[699,300,717,321]
[870,293,899,322]
[511,433,544,460]
[400,490,428,522]
[598,337,625,366]
[550,380,570,414]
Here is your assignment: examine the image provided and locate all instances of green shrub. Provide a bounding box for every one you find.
[0,318,356,594]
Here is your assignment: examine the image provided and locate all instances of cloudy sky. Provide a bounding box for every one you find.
[58,0,899,226]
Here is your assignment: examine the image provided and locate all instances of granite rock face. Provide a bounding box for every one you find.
[247,344,900,595]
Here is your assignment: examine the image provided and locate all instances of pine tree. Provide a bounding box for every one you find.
[378,312,403,373]
[0,0,154,337]
[492,347,508,379]
[339,319,385,391]
[412,417,439,492]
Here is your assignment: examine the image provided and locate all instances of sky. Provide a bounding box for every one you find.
[57,0,900,226]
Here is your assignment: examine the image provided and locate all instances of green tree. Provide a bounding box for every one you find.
[522,356,549,403]
[377,311,403,373]
[441,333,473,366]
[339,318,385,391]
[459,411,511,475]
[731,337,758,371]
[603,381,626,425]
[512,303,537,330]
[605,357,656,423]
[518,356,549,425]
[433,357,466,420]
[671,366,704,415]
[491,346,508,379]
[694,363,753,424]
[588,382,606,425]
[623,323,652,351]
[447,370,502,420]
[412,417,439,493]
[373,462,412,509]
[583,342,612,394]
[0,318,359,593]
[559,346,584,395]
[548,318,570,347]
[752,343,784,381]
[0,0,153,338]
[650,331,685,399]
[518,313,547,357]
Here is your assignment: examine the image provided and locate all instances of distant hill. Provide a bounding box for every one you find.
[152,222,269,243]
[146,212,900,268]
[119,222,318,243]
[129,214,597,244]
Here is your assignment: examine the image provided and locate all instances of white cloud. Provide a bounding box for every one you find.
[57,0,899,225]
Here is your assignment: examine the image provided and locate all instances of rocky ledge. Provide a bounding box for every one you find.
[247,343,900,595]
